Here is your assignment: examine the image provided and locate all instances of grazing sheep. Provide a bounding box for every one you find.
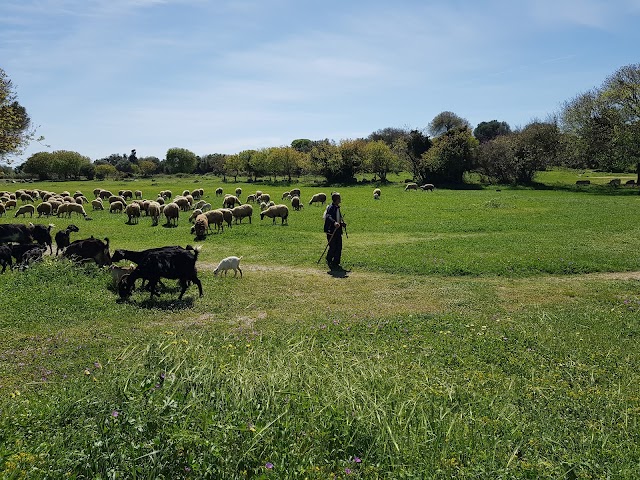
[164,202,180,226]
[223,195,241,209]
[419,183,435,192]
[93,188,102,199]
[373,188,381,198]
[201,202,212,212]
[125,203,141,224]
[182,189,190,197]
[213,256,242,278]
[194,200,206,210]
[309,193,327,206]
[110,263,135,287]
[4,199,17,210]
[0,203,5,217]
[290,188,301,198]
[259,193,270,204]
[110,201,124,213]
[217,208,233,228]
[99,190,113,200]
[173,196,190,211]
[281,191,290,200]
[291,196,302,211]
[55,224,80,256]
[255,190,263,200]
[190,213,209,239]
[232,204,253,224]
[204,210,224,232]
[215,187,223,196]
[260,201,268,211]
[109,195,127,205]
[260,204,289,225]
[37,202,53,217]
[21,193,34,203]
[134,190,143,199]
[75,195,88,204]
[189,209,203,223]
[14,204,35,217]
[147,201,162,226]
[68,203,88,218]
[405,183,418,191]
[92,199,104,210]
[155,196,165,205]
[246,194,256,203]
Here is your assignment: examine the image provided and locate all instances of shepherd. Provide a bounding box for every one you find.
[321,192,347,271]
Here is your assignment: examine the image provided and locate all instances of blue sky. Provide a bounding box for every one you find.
[2,0,639,164]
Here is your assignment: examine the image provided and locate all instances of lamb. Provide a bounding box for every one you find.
[246,194,256,203]
[291,196,303,211]
[405,183,418,191]
[232,204,253,224]
[125,203,141,224]
[55,224,80,256]
[37,202,53,217]
[91,199,103,210]
[147,201,162,226]
[419,183,435,192]
[213,256,242,278]
[134,190,143,199]
[215,187,223,196]
[14,204,35,217]
[309,193,327,206]
[260,204,289,225]
[190,213,209,239]
[164,202,180,226]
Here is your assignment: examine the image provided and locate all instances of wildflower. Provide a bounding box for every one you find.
[265,462,274,469]
[84,369,91,376]
[345,468,352,474]
[353,457,362,463]
[248,423,256,432]
[94,362,102,369]
[112,410,119,418]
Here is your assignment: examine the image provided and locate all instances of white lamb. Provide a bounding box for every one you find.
[213,256,243,278]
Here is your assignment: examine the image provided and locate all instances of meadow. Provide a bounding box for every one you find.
[1,171,639,478]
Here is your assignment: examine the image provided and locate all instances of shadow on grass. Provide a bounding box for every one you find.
[528,181,640,196]
[117,295,196,310]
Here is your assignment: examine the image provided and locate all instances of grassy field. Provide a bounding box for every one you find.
[1,172,640,478]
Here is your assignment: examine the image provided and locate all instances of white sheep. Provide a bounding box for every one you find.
[235,187,242,197]
[125,203,141,224]
[110,201,124,213]
[213,256,243,278]
[232,204,253,224]
[147,201,161,226]
[37,202,53,217]
[260,204,289,225]
[373,188,381,198]
[191,213,209,239]
[405,183,418,191]
[217,208,233,228]
[309,192,327,205]
[201,202,212,212]
[14,204,35,217]
[419,183,435,191]
[290,188,301,198]
[164,202,180,226]
[291,196,303,211]
[215,187,223,196]
[204,209,224,232]
[68,203,88,218]
[189,208,203,223]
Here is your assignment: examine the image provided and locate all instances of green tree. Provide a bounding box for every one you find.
[138,160,157,177]
[512,121,561,183]
[95,164,117,180]
[165,147,198,174]
[391,129,431,182]
[224,154,243,181]
[336,139,366,182]
[307,140,341,182]
[428,111,471,137]
[473,120,511,143]
[50,150,92,179]
[199,153,226,175]
[367,127,408,147]
[291,139,313,153]
[266,146,304,182]
[1,68,38,162]
[475,135,519,184]
[420,127,477,184]
[21,152,53,180]
[363,140,400,181]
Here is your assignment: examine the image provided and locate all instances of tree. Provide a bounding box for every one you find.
[307,140,341,182]
[50,150,92,179]
[363,140,400,181]
[21,152,53,180]
[95,163,117,180]
[1,68,38,162]
[420,127,477,184]
[392,129,432,182]
[138,159,157,177]
[512,121,561,183]
[476,135,519,184]
[367,127,408,147]
[428,111,471,137]
[165,147,198,174]
[473,120,511,143]
[199,153,226,175]
[291,139,313,153]
[224,154,244,181]
[336,139,366,182]
[266,146,304,181]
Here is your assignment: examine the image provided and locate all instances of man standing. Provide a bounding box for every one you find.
[323,192,347,271]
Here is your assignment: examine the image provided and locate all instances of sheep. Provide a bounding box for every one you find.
[232,204,253,224]
[92,199,104,210]
[147,201,162,226]
[164,202,180,226]
[201,202,212,212]
[217,208,233,228]
[121,190,133,200]
[291,196,303,211]
[191,189,202,200]
[260,204,289,225]
[68,203,88,218]
[110,201,124,213]
[99,190,113,200]
[260,201,268,211]
[281,191,290,200]
[213,256,242,278]
[125,203,141,224]
[155,196,165,205]
[215,187,223,196]
[223,195,241,209]
[37,202,53,217]
[246,194,256,203]
[419,183,435,192]
[75,195,88,204]
[134,190,143,199]
[204,210,224,232]
[373,188,381,198]
[93,188,102,199]
[373,192,380,200]
[309,193,327,206]
[4,199,17,210]
[21,193,34,203]
[182,189,190,197]
[405,183,418,191]
[258,193,271,204]
[191,213,209,239]
[0,203,5,217]
[14,204,35,217]
[189,208,203,223]
[290,188,301,198]
[110,263,135,287]
[109,195,126,205]
[54,224,80,255]
[174,196,191,211]
[194,200,206,210]
[255,190,263,200]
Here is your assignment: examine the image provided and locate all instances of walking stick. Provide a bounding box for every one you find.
[317,227,339,264]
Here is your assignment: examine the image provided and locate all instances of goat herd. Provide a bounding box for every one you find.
[0,184,333,302]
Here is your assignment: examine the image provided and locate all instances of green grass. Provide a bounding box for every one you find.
[1,173,640,478]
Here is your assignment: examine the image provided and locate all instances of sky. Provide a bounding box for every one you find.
[1,0,639,164]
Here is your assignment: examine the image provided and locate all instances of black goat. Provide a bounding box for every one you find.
[118,246,202,300]
[63,237,112,266]
[55,224,80,256]
[0,245,12,273]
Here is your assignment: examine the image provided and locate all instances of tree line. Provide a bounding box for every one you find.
[2,63,639,185]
